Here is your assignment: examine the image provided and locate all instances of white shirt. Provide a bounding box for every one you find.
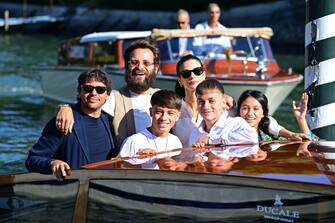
[178,25,191,56]
[209,144,259,159]
[268,116,282,137]
[101,92,115,116]
[130,91,152,132]
[188,112,259,146]
[102,90,152,133]
[174,102,281,147]
[179,37,188,56]
[119,128,182,157]
[193,21,232,50]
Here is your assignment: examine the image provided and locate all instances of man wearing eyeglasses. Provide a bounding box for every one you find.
[56,40,160,149]
[26,69,116,181]
[193,3,232,55]
[171,9,194,58]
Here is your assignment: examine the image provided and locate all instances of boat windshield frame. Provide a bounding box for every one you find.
[156,36,275,62]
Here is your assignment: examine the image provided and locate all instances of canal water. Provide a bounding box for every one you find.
[0,34,304,174]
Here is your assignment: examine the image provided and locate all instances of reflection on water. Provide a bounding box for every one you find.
[0,34,303,174]
[0,181,78,222]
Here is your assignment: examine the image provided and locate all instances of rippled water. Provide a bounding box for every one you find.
[0,34,59,174]
[0,34,303,174]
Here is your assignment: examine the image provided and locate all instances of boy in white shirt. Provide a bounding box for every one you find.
[189,79,258,146]
[119,90,182,157]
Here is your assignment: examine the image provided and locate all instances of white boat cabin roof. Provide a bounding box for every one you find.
[80,31,152,43]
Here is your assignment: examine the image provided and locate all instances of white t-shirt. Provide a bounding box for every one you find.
[188,112,259,146]
[119,128,182,157]
[102,90,152,133]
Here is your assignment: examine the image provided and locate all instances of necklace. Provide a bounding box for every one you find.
[146,128,169,152]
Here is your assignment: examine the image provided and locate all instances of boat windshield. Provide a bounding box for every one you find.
[157,36,275,61]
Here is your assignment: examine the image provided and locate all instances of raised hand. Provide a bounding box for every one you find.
[292,92,308,120]
[292,93,311,134]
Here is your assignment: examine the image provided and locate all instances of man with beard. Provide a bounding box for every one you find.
[56,40,160,149]
[105,40,160,147]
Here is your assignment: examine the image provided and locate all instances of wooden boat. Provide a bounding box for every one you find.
[1,141,335,222]
[38,28,303,114]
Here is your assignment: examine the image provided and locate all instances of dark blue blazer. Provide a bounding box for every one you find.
[26,105,115,174]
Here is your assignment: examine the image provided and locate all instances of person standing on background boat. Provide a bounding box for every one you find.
[171,9,194,58]
[56,40,160,149]
[26,69,116,181]
[193,3,232,55]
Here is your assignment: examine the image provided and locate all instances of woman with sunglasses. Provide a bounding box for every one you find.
[173,54,233,146]
[173,55,205,146]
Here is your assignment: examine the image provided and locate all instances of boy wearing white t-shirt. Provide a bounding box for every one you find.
[119,90,182,157]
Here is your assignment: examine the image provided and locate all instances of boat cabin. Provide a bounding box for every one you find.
[57,28,280,77]
[57,31,152,69]
[151,28,280,76]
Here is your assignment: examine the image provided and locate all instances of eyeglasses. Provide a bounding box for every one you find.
[179,67,204,79]
[129,59,155,68]
[82,85,107,94]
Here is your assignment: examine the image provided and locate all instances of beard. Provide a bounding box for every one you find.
[125,67,157,94]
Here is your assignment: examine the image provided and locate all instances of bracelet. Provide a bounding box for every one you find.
[59,104,70,108]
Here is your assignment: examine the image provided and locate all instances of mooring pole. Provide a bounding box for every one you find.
[305,0,335,140]
[22,0,27,18]
[4,10,9,32]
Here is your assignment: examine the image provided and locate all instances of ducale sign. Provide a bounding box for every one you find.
[256,194,300,223]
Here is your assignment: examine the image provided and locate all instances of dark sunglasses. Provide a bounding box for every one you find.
[82,85,107,94]
[179,67,204,79]
[177,21,187,25]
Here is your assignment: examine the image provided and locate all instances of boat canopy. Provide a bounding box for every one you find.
[80,31,152,43]
[151,27,274,41]
[79,28,273,43]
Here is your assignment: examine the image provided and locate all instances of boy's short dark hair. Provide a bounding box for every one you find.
[195,79,224,96]
[151,90,182,111]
